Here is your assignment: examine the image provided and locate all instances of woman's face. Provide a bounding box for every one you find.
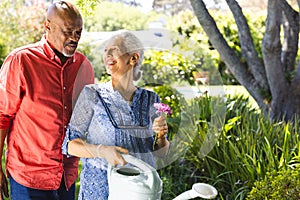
[103,37,132,76]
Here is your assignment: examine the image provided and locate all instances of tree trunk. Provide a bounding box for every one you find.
[190,0,300,121]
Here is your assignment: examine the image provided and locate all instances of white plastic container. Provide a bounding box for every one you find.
[108,154,162,200]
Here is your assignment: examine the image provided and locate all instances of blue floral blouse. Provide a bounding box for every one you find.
[62,82,160,200]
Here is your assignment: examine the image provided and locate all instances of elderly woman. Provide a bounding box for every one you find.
[62,30,170,200]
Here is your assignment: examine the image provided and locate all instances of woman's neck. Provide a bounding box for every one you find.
[112,76,137,101]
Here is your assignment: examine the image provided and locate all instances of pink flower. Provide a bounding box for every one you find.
[154,103,172,115]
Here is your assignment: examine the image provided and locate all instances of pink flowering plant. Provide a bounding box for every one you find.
[154,102,172,116]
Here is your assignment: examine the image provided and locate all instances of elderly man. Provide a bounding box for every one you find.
[0,1,94,199]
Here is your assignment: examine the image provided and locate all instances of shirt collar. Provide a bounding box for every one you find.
[41,35,77,64]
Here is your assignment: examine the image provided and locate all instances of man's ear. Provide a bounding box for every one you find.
[44,21,50,31]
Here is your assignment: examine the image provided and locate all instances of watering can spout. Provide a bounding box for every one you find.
[172,190,193,200]
[173,183,218,200]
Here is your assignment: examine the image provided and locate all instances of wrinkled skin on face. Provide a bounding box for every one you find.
[103,36,132,77]
[44,1,83,63]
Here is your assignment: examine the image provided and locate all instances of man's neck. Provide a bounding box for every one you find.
[54,50,69,65]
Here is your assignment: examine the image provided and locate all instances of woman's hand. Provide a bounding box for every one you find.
[97,145,129,166]
[152,115,168,139]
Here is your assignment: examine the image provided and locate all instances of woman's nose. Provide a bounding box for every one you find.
[107,48,114,55]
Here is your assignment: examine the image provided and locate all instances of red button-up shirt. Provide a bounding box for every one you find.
[0,35,94,190]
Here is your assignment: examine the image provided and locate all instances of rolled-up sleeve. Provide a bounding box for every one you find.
[62,85,97,156]
[0,53,24,129]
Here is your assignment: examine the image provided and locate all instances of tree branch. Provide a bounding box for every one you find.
[190,0,268,110]
[262,0,287,100]
[281,0,299,73]
[225,0,269,93]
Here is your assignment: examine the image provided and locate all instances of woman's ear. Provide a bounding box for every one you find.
[130,53,139,65]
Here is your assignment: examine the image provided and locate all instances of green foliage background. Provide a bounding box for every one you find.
[3,1,298,199]
[83,1,159,32]
[246,167,300,200]
[0,1,266,87]
[0,0,45,66]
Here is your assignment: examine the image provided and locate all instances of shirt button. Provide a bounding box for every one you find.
[64,106,67,109]
[63,86,66,90]
[64,125,67,128]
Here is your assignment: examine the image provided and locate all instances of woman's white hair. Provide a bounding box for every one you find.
[110,30,144,81]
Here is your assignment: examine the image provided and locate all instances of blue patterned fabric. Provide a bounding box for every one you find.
[62,82,160,200]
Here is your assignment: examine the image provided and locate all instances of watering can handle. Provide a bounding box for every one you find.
[122,154,154,172]
[108,154,150,186]
[122,154,156,189]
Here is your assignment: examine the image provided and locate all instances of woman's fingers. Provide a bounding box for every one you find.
[103,146,129,166]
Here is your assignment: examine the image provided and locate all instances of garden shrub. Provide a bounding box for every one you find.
[82,1,158,32]
[0,0,45,67]
[141,50,199,86]
[246,167,300,200]
[153,85,185,117]
[0,42,7,66]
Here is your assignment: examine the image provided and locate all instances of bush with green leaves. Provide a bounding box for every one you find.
[82,1,161,32]
[246,167,300,200]
[164,10,220,85]
[167,9,266,85]
[141,50,199,86]
[152,85,187,140]
[0,0,45,66]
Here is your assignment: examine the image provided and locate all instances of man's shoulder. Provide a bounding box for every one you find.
[9,41,42,56]
[74,51,88,60]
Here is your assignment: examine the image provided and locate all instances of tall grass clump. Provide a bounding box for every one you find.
[159,94,300,200]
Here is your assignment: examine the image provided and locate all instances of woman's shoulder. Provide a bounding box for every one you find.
[138,88,158,96]
[137,88,159,102]
[83,82,111,92]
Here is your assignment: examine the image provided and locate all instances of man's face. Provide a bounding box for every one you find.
[45,16,83,57]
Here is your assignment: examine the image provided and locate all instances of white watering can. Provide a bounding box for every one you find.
[108,154,218,200]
